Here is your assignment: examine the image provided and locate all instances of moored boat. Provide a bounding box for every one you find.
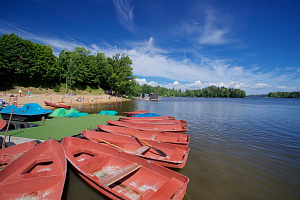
[83,130,190,168]
[97,125,190,145]
[106,120,188,133]
[119,119,188,126]
[119,116,176,121]
[0,104,52,122]
[0,140,67,199]
[0,141,36,170]
[44,101,71,110]
[123,110,149,117]
[61,137,189,199]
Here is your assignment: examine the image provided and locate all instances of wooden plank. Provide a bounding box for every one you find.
[150,135,157,140]
[133,146,150,155]
[101,163,142,186]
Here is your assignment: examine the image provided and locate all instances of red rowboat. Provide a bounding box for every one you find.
[0,141,36,171]
[97,125,190,146]
[83,130,190,169]
[123,110,149,117]
[61,137,189,199]
[119,116,176,121]
[0,120,6,131]
[0,140,67,199]
[44,101,71,110]
[106,120,188,133]
[119,119,188,126]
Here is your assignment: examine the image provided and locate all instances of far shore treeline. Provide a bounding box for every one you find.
[0,33,247,98]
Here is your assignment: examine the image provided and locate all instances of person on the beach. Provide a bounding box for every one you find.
[28,89,31,97]
[19,89,22,97]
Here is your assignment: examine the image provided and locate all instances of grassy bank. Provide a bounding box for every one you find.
[0,114,118,141]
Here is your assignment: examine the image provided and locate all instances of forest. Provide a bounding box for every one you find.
[0,33,246,98]
[267,91,300,98]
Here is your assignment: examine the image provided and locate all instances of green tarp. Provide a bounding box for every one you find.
[50,108,80,117]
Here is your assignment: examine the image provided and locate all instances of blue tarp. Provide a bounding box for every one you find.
[132,112,161,117]
[98,110,118,115]
[0,103,52,116]
[65,112,89,118]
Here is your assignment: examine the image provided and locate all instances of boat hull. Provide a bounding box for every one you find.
[83,130,190,169]
[62,137,189,200]
[0,140,67,199]
[0,141,36,171]
[97,125,190,146]
[123,110,149,117]
[106,120,188,133]
[44,101,71,110]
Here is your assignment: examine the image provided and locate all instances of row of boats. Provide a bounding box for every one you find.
[0,110,190,199]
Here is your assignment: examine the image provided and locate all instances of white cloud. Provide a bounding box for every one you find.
[198,8,231,45]
[112,0,135,33]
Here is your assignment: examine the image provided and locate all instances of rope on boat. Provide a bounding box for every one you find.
[185,192,191,200]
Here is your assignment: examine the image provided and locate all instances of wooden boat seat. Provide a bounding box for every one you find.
[150,135,157,140]
[132,146,150,155]
[101,162,142,186]
[144,177,183,199]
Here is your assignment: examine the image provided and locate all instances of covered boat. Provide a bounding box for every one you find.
[62,137,189,199]
[98,110,118,115]
[83,130,190,168]
[123,110,149,117]
[44,101,71,110]
[0,141,36,171]
[97,125,190,146]
[0,104,52,121]
[0,140,67,199]
[119,119,188,126]
[0,120,6,131]
[106,120,188,133]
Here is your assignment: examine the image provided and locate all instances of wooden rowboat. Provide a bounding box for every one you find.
[0,141,36,171]
[119,116,176,121]
[119,119,188,126]
[0,120,6,131]
[83,130,190,169]
[0,140,67,199]
[106,120,188,133]
[44,101,71,110]
[123,110,149,117]
[61,137,189,199]
[97,125,190,146]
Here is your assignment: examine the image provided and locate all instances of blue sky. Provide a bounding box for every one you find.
[0,0,299,95]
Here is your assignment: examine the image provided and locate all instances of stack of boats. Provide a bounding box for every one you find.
[0,110,190,199]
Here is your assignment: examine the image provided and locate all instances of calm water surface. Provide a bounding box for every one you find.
[63,97,300,200]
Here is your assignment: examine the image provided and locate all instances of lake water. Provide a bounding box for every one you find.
[63,97,300,200]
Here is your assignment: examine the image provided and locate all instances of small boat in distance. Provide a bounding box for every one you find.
[44,101,71,110]
[62,137,189,199]
[106,120,188,133]
[119,116,176,121]
[97,125,190,146]
[123,110,149,117]
[0,140,67,199]
[119,119,188,126]
[83,130,190,169]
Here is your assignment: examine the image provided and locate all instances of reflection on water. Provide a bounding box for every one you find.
[65,97,300,200]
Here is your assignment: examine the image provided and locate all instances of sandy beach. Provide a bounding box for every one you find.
[0,91,131,109]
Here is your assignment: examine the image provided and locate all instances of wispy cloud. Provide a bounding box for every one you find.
[1,20,298,95]
[198,8,231,45]
[112,0,136,33]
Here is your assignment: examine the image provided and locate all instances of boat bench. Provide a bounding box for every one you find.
[132,146,150,155]
[144,177,184,199]
[101,162,142,186]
